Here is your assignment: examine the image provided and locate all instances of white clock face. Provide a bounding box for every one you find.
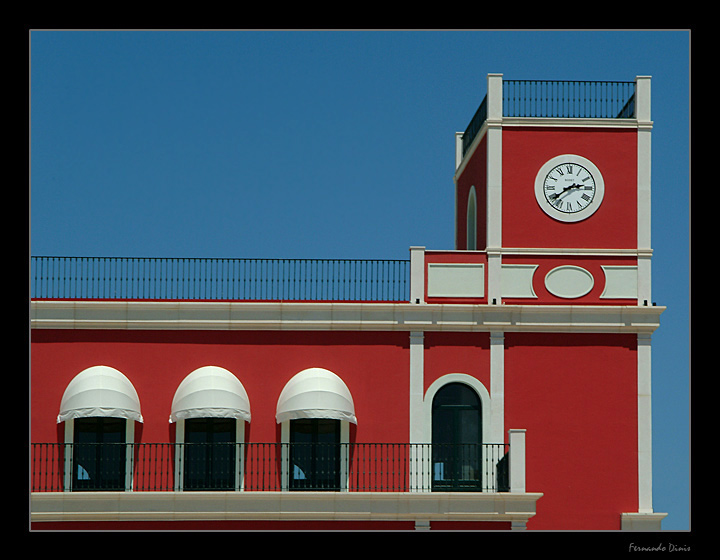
[534,155,605,222]
[543,162,596,213]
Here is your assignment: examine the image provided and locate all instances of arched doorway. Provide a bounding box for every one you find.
[431,382,482,491]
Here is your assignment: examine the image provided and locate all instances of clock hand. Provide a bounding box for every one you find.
[549,184,583,200]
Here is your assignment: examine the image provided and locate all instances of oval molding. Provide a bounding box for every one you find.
[544,265,594,298]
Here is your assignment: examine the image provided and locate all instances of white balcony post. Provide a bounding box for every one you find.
[409,246,425,304]
[508,429,526,493]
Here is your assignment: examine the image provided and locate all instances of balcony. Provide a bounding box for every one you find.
[31,436,542,528]
[31,442,512,493]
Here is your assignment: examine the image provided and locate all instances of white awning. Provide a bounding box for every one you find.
[276,367,356,424]
[57,365,143,423]
[170,366,251,423]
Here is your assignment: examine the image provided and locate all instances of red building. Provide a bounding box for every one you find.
[30,74,666,531]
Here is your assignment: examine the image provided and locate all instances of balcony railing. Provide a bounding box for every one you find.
[462,79,636,156]
[31,442,510,493]
[30,256,410,302]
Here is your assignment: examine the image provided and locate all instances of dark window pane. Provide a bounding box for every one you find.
[183,418,237,490]
[289,419,340,491]
[73,417,126,491]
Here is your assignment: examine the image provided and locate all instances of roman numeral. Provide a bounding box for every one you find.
[581,193,591,202]
[565,164,573,174]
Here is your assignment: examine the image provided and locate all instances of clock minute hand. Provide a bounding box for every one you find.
[549,184,582,200]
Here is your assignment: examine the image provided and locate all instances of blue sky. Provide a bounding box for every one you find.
[30,30,690,530]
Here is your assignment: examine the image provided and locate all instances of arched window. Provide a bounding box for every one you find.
[276,368,356,491]
[431,382,482,491]
[57,365,142,492]
[466,186,477,251]
[170,366,251,491]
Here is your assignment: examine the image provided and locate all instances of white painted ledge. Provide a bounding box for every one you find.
[31,490,543,526]
[621,512,668,531]
[31,300,664,334]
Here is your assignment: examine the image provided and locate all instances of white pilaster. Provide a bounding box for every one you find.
[636,76,652,304]
[489,332,505,443]
[486,73,503,303]
[409,246,425,304]
[409,331,425,444]
[637,333,654,513]
[508,429,526,493]
[409,331,427,491]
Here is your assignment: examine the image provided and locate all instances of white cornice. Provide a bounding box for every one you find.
[485,247,651,257]
[31,300,664,334]
[500,117,647,129]
[31,490,544,525]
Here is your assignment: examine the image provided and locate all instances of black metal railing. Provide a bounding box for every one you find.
[461,79,636,156]
[30,256,410,302]
[31,442,509,493]
[461,95,487,158]
[503,80,636,119]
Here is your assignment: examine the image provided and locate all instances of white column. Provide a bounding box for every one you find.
[636,76,652,304]
[63,419,74,492]
[637,333,654,513]
[508,429,526,494]
[409,331,429,491]
[409,246,425,304]
[489,332,505,443]
[636,76,656,515]
[486,73,503,303]
[125,421,135,491]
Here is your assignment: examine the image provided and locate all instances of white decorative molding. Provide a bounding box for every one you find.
[489,247,651,257]
[501,117,639,129]
[544,265,594,299]
[600,266,638,299]
[621,512,667,532]
[30,490,544,525]
[31,300,665,334]
[427,263,484,298]
[501,264,537,298]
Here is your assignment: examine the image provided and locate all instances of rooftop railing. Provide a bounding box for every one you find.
[30,256,410,302]
[462,79,636,156]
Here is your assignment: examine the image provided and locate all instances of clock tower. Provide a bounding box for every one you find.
[451,73,665,530]
[454,73,653,307]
